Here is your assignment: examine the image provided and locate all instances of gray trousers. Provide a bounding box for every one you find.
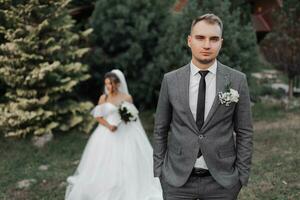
[160,174,242,200]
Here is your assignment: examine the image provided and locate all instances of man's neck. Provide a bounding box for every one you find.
[192,58,216,70]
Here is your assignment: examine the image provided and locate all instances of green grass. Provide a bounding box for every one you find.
[252,102,285,122]
[0,133,88,199]
[0,103,299,199]
[239,128,300,200]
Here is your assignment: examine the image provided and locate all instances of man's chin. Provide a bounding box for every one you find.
[197,58,214,65]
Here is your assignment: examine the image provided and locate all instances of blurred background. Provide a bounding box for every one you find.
[0,0,299,199]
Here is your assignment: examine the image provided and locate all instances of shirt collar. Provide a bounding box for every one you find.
[190,59,217,76]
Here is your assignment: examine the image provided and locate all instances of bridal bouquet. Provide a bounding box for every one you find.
[118,101,139,124]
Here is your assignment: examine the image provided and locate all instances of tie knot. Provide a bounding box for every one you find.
[199,70,209,77]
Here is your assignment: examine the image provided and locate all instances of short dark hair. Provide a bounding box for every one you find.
[190,13,223,35]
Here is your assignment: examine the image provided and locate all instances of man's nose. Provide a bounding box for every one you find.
[203,39,211,49]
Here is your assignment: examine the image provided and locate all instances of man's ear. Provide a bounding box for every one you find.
[187,35,191,48]
[218,37,224,50]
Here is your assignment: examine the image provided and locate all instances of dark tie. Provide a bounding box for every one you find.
[196,70,209,157]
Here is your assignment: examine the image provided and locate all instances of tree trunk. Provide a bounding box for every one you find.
[288,77,294,99]
[295,76,300,88]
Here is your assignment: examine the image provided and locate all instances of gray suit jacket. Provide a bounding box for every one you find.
[153,62,253,189]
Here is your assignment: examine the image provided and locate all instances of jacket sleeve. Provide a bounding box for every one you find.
[234,74,254,186]
[153,74,172,177]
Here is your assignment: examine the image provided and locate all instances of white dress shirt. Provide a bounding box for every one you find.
[189,60,217,169]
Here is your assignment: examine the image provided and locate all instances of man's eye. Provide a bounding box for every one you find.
[195,36,205,40]
[211,37,219,42]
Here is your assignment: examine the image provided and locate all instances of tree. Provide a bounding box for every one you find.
[175,0,259,74]
[68,0,95,30]
[0,0,95,138]
[260,0,300,99]
[154,0,259,102]
[89,0,175,108]
[89,0,259,108]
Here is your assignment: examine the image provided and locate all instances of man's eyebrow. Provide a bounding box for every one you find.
[210,36,221,39]
[194,35,221,38]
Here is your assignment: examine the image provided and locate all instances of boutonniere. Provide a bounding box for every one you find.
[218,82,239,106]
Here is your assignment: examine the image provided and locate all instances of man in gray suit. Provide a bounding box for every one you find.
[153,13,253,200]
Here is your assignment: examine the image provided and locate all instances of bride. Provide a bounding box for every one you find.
[65,69,163,200]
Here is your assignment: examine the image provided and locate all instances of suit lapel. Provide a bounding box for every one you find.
[201,62,230,131]
[177,64,200,134]
[177,62,230,134]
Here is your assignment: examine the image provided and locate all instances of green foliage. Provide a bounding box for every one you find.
[177,0,259,74]
[249,80,286,102]
[68,0,95,31]
[0,0,95,138]
[156,0,259,104]
[155,0,255,104]
[89,0,175,108]
[260,0,300,98]
[70,0,94,6]
[260,0,300,79]
[89,0,259,108]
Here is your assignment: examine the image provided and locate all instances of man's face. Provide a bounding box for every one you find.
[188,20,223,65]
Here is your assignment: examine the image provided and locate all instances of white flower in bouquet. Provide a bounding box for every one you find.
[118,101,139,123]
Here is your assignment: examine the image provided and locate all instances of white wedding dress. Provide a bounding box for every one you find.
[65,102,163,200]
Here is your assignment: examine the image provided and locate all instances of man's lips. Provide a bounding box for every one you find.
[200,52,212,56]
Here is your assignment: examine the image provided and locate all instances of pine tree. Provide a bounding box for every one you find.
[157,0,259,75]
[0,0,10,105]
[202,0,259,74]
[153,0,260,106]
[0,0,95,138]
[89,0,174,108]
[88,0,258,108]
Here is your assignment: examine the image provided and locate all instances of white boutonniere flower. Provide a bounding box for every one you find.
[218,83,239,106]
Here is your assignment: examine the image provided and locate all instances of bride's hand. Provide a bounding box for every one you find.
[108,125,117,132]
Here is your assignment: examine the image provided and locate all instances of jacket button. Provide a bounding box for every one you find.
[199,134,204,139]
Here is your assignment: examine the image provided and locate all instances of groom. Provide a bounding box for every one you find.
[153,13,253,200]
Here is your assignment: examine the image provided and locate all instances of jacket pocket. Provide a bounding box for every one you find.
[218,146,236,158]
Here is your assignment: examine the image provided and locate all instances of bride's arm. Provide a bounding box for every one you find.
[96,94,117,132]
[97,117,116,132]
